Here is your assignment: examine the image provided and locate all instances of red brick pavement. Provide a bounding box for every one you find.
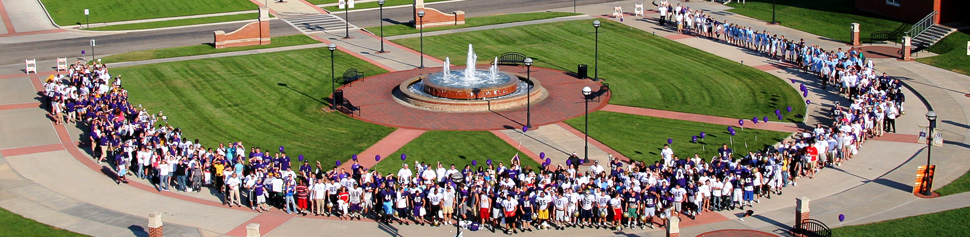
[697,229,777,237]
[336,128,425,170]
[753,60,798,72]
[225,212,296,237]
[869,133,920,144]
[338,65,610,130]
[0,102,39,111]
[601,104,803,133]
[857,46,901,59]
[0,143,63,157]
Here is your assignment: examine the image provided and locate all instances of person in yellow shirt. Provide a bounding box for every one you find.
[214,158,226,194]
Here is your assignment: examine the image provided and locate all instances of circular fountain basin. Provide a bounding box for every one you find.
[397,72,547,112]
[422,70,519,100]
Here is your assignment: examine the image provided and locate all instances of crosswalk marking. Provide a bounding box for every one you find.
[282,14,358,34]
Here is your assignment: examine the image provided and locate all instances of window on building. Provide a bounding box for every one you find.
[886,0,900,7]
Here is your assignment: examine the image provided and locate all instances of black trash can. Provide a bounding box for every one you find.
[334,90,344,105]
[577,64,588,79]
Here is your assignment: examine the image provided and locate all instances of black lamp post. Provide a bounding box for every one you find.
[922,110,937,195]
[771,0,777,24]
[344,1,351,39]
[418,10,425,69]
[582,86,592,163]
[450,172,464,237]
[592,20,601,81]
[378,0,386,53]
[524,57,533,129]
[329,43,337,110]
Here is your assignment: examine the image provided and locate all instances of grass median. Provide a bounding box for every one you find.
[0,207,86,236]
[392,20,806,122]
[831,206,970,236]
[367,11,581,37]
[916,30,970,76]
[41,0,256,25]
[320,0,450,12]
[87,13,262,31]
[115,47,394,168]
[371,130,541,175]
[100,35,320,63]
[564,111,792,163]
[726,0,909,43]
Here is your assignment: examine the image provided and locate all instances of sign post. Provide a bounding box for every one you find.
[90,39,96,62]
[84,9,90,29]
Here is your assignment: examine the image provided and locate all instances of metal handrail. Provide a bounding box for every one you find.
[906,11,937,39]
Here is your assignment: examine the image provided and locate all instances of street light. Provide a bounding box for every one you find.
[582,86,592,163]
[592,20,601,81]
[344,1,351,38]
[378,0,386,53]
[329,43,337,110]
[771,0,777,24]
[450,172,464,237]
[922,110,937,196]
[417,10,425,69]
[524,57,533,129]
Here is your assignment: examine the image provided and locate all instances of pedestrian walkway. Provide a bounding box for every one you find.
[309,30,444,71]
[0,0,58,34]
[602,104,802,133]
[283,14,357,34]
[337,128,426,170]
[258,0,328,16]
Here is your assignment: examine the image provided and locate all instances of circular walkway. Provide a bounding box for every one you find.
[339,65,610,130]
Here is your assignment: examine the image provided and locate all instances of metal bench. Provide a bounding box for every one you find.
[342,68,364,84]
[869,31,899,43]
[497,52,526,65]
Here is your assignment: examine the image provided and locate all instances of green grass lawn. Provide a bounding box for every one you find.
[366,12,580,37]
[726,0,910,43]
[935,168,970,196]
[322,0,450,12]
[41,0,255,25]
[916,30,970,76]
[392,20,805,122]
[115,48,394,168]
[0,207,86,237]
[564,111,792,163]
[87,13,261,31]
[100,35,320,63]
[832,206,970,236]
[371,131,542,175]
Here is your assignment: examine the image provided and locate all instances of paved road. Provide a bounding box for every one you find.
[0,0,612,65]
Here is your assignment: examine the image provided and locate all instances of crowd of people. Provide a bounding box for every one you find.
[36,3,908,234]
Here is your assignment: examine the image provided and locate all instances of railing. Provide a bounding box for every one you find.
[906,11,938,39]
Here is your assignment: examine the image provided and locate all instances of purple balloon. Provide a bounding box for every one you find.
[279,146,284,152]
[472,160,477,166]
[545,158,551,164]
[566,159,572,166]
[800,84,807,91]
[727,126,734,132]
[298,155,304,162]
[752,117,759,124]
[487,159,492,166]
[522,126,529,133]
[352,154,358,161]
[730,130,736,136]
[81,50,85,55]
[691,136,697,143]
[777,114,784,120]
[667,138,673,144]
[789,79,796,83]
[540,152,545,159]
[775,109,781,115]
[401,153,406,161]
[806,99,811,105]
[803,90,809,97]
[786,106,792,112]
[739,119,745,126]
[336,160,341,166]
[375,155,381,161]
[699,132,706,139]
[763,117,769,123]
[839,214,845,222]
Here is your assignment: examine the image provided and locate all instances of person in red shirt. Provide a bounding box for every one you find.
[806,145,818,179]
[296,180,309,216]
[338,188,350,220]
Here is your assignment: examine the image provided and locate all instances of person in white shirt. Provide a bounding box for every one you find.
[590,161,604,176]
[311,179,327,216]
[661,145,674,167]
[226,173,242,207]
[435,163,447,184]
[397,164,413,185]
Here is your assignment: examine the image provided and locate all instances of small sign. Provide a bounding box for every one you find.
[90,39,96,47]
[932,128,943,147]
[338,0,345,9]
[349,0,355,8]
[84,9,89,15]
[917,126,927,143]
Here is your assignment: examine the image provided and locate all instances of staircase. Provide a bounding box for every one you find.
[911,24,956,52]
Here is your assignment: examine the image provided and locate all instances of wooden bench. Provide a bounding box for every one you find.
[497,52,526,65]
[869,31,899,43]
[342,68,364,84]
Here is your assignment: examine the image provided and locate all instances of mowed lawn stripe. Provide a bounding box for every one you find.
[116,47,394,167]
[392,20,805,122]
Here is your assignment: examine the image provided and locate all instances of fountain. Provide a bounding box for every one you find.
[396,44,547,112]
